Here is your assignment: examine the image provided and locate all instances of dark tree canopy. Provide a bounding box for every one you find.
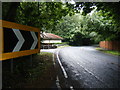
[2,2,20,22]
[2,2,120,45]
[74,2,120,26]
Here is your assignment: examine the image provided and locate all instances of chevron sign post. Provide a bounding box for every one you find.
[0,20,40,60]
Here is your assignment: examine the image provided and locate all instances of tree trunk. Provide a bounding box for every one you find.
[3,2,20,22]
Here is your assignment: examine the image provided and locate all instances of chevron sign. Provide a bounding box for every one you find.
[4,28,39,52]
[0,20,40,60]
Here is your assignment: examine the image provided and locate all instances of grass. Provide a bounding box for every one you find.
[2,52,56,88]
[57,45,70,48]
[96,48,120,56]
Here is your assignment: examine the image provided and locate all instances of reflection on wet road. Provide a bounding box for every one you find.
[57,46,120,88]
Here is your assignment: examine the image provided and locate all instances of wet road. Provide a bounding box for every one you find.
[57,46,120,88]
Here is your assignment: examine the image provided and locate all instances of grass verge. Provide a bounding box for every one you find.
[2,52,56,88]
[57,45,70,48]
[96,48,120,56]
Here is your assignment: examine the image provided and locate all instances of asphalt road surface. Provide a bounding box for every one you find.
[56,46,120,88]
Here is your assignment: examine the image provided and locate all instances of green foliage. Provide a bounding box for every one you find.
[69,32,91,46]
[2,2,11,18]
[15,2,74,32]
[53,5,119,45]
[96,48,120,56]
[87,8,119,41]
[2,2,120,45]
[96,2,120,26]
[2,2,20,22]
[53,14,93,46]
[75,2,120,26]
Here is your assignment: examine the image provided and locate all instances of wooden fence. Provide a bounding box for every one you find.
[99,41,120,51]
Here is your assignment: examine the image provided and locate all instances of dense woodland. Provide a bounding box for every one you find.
[2,2,120,45]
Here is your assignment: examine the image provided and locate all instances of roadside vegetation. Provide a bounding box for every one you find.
[2,2,120,46]
[2,52,56,88]
[53,42,70,48]
[96,48,120,56]
[57,45,70,48]
[2,2,120,88]
[54,7,119,46]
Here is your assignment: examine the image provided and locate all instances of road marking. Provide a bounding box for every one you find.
[56,76,61,89]
[52,54,55,66]
[56,51,68,78]
[77,62,110,88]
[70,86,74,90]
[12,29,25,52]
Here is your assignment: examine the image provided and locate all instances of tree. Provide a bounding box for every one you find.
[53,5,119,45]
[15,2,74,32]
[2,2,20,22]
[2,2,120,43]
[53,13,93,45]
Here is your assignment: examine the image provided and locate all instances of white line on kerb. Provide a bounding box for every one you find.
[52,54,55,66]
[56,51,68,79]
[56,76,61,89]
[56,50,74,90]
[70,86,74,90]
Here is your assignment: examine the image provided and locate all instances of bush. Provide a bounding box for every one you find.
[69,32,92,46]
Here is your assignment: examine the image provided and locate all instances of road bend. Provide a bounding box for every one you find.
[56,46,120,88]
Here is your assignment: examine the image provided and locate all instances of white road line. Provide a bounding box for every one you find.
[56,51,68,79]
[56,76,61,89]
[56,50,74,89]
[77,62,110,87]
[70,86,74,90]
[53,53,61,89]
[52,54,55,66]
